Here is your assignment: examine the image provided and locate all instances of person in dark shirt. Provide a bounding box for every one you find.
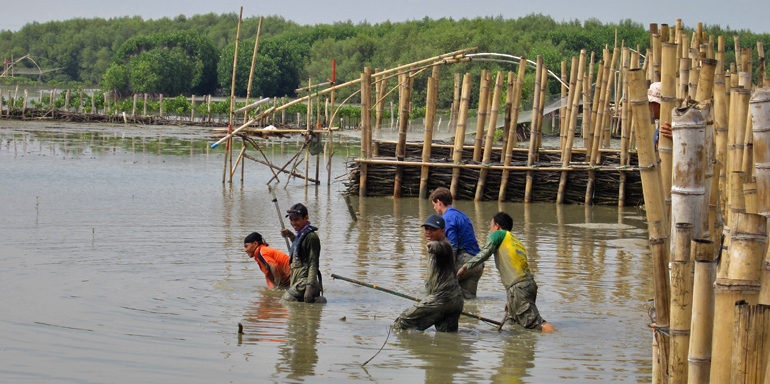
[280,203,326,303]
[393,214,464,332]
[429,187,483,299]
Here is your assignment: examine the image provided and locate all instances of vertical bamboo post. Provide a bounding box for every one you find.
[394,67,412,198]
[619,47,631,206]
[359,69,372,197]
[419,65,440,199]
[243,16,263,124]
[473,70,491,161]
[450,73,472,199]
[131,94,137,117]
[687,239,716,384]
[450,72,460,132]
[659,42,678,217]
[630,68,672,384]
[560,61,568,149]
[603,48,620,149]
[64,90,69,112]
[670,223,694,384]
[498,59,526,201]
[142,93,147,116]
[535,65,548,157]
[501,70,514,159]
[22,89,27,117]
[524,56,543,203]
[475,71,504,201]
[557,52,585,204]
[759,42,766,88]
[224,7,243,184]
[716,74,729,219]
[158,93,163,118]
[375,69,388,137]
[583,52,595,148]
[752,88,770,217]
[729,89,751,233]
[653,32,662,82]
[587,49,617,205]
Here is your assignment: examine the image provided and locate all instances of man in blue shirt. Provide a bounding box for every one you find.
[429,187,483,299]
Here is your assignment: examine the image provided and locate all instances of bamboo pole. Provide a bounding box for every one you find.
[359,70,371,197]
[604,49,619,149]
[583,52,595,148]
[557,52,585,204]
[450,73,473,199]
[752,88,770,217]
[731,302,770,384]
[475,71,504,201]
[670,104,707,251]
[715,74,729,219]
[224,7,243,184]
[630,68,671,384]
[759,42,766,88]
[670,223,694,384]
[419,65,440,199]
[586,58,603,152]
[473,70,491,161]
[679,58,691,103]
[587,49,617,205]
[660,42,678,216]
[501,70,514,161]
[560,61,568,150]
[375,69,388,136]
[450,72,461,132]
[653,33,662,82]
[619,47,631,206]
[355,158,636,172]
[729,88,751,230]
[498,59,526,201]
[394,67,412,198]
[687,239,716,384]
[524,56,543,203]
[243,16,263,124]
[711,212,766,384]
[535,65,548,159]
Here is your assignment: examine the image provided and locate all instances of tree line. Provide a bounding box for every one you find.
[1,13,768,109]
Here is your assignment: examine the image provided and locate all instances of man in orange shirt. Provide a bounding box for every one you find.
[244,232,291,289]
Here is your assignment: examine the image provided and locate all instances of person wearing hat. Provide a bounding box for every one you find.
[279,203,325,303]
[647,82,673,149]
[429,187,484,299]
[393,214,464,332]
[244,232,291,289]
[457,212,554,332]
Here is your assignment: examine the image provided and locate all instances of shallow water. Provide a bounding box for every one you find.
[1,121,653,383]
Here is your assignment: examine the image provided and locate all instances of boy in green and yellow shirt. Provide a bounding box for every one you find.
[457,212,554,333]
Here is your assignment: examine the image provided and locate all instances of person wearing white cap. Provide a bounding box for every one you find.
[647,82,673,148]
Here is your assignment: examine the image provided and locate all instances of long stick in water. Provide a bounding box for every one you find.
[331,273,502,327]
[268,186,292,252]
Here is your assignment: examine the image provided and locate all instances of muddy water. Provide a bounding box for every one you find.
[1,121,653,383]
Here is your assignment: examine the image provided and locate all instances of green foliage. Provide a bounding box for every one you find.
[217,36,303,97]
[104,30,216,95]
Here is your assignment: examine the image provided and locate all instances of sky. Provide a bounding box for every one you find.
[2,0,769,34]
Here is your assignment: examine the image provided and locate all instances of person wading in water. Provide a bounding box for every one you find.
[244,232,291,289]
[280,203,326,303]
[393,214,464,332]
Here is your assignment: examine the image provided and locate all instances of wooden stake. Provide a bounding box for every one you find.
[450,73,473,199]
[360,69,372,197]
[524,56,543,203]
[473,70,491,161]
[419,65,440,199]
[475,71,504,201]
[394,66,412,198]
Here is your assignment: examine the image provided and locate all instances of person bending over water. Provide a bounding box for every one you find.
[393,214,464,332]
[457,212,554,333]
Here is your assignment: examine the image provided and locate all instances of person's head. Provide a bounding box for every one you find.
[422,214,446,242]
[429,187,453,214]
[285,203,309,231]
[490,212,513,233]
[648,82,662,120]
[244,232,267,256]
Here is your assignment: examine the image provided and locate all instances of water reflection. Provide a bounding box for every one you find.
[276,302,324,379]
[491,334,537,384]
[394,332,476,383]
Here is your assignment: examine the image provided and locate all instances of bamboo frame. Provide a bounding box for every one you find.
[450,73,473,198]
[475,71,504,201]
[619,47,631,206]
[224,7,243,184]
[498,58,527,201]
